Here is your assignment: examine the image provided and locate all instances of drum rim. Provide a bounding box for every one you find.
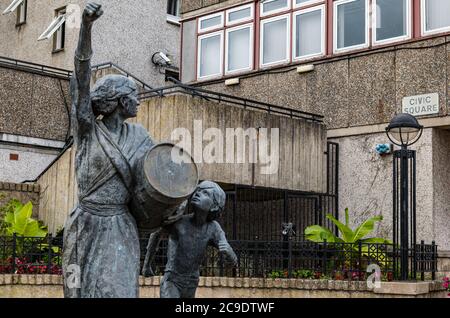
[143,142,199,200]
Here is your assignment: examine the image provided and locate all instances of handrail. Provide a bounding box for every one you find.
[91,62,154,91]
[0,56,72,79]
[138,82,324,122]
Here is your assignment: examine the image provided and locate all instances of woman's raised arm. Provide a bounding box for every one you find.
[73,3,103,137]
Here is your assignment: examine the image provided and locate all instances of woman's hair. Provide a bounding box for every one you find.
[90,74,138,116]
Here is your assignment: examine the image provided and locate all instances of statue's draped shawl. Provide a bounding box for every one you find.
[63,120,153,298]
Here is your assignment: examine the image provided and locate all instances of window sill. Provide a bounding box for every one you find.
[167,14,180,26]
[52,48,65,54]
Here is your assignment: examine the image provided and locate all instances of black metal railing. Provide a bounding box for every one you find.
[1,236,437,281]
[0,235,63,275]
[0,56,72,79]
[138,83,324,122]
[142,239,437,281]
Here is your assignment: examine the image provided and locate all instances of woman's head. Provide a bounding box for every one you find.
[90,74,139,117]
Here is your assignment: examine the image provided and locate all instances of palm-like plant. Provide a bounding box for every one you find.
[304,208,392,268]
[3,201,47,237]
[305,208,391,245]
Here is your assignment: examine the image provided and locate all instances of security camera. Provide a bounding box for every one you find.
[152,52,172,67]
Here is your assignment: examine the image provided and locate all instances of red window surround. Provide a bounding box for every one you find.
[184,0,450,82]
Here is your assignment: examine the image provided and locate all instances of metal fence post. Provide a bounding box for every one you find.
[288,238,292,278]
[47,235,53,274]
[11,233,16,274]
[420,240,424,281]
[322,239,327,277]
[358,241,362,279]
[431,241,436,281]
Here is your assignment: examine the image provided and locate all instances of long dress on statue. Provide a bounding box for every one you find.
[62,119,153,298]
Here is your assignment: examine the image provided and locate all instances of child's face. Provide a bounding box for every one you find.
[191,187,215,214]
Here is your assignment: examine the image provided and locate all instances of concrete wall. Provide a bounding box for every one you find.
[432,128,450,251]
[0,143,60,183]
[37,93,327,233]
[0,0,180,87]
[330,128,450,252]
[0,275,446,298]
[0,67,70,141]
[184,37,450,130]
[0,182,40,218]
[0,0,80,72]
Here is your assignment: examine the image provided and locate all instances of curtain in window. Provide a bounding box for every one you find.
[200,34,221,77]
[336,0,366,49]
[425,0,450,31]
[295,9,322,57]
[263,18,287,64]
[228,27,251,72]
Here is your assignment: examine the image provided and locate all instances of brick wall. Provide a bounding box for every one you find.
[0,182,40,218]
[0,275,446,298]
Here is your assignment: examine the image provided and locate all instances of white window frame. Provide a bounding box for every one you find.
[167,0,181,25]
[38,14,66,41]
[293,0,324,9]
[260,0,291,17]
[226,3,254,26]
[2,0,24,15]
[260,14,291,68]
[16,0,27,24]
[421,0,450,36]
[225,23,254,75]
[197,30,224,80]
[333,0,369,54]
[292,5,326,61]
[198,12,224,33]
[372,0,411,46]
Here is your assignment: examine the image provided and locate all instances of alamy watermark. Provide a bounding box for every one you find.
[170,120,280,175]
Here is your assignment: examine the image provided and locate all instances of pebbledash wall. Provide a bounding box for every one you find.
[178,1,450,256]
[0,63,70,183]
[0,275,446,298]
[0,0,180,87]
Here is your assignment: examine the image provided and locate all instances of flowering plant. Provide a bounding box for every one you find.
[443,277,450,297]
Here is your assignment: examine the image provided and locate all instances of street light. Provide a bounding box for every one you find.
[385,113,423,281]
[386,113,423,148]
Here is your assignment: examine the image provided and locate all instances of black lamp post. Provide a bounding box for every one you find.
[385,113,423,280]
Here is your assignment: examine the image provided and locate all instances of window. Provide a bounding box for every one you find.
[38,9,66,41]
[373,0,410,45]
[293,5,325,60]
[198,12,224,33]
[334,0,369,53]
[53,8,66,51]
[422,0,450,36]
[197,31,223,79]
[225,24,253,74]
[167,0,180,25]
[294,0,324,8]
[226,4,253,26]
[260,0,290,17]
[16,0,27,25]
[2,0,24,15]
[260,14,290,67]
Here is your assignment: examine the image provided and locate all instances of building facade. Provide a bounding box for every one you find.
[179,0,450,253]
[0,0,182,183]
[0,0,181,87]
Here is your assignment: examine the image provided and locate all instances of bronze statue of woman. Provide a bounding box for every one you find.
[62,3,154,298]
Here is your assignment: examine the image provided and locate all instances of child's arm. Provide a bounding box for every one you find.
[142,228,164,277]
[212,222,238,266]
